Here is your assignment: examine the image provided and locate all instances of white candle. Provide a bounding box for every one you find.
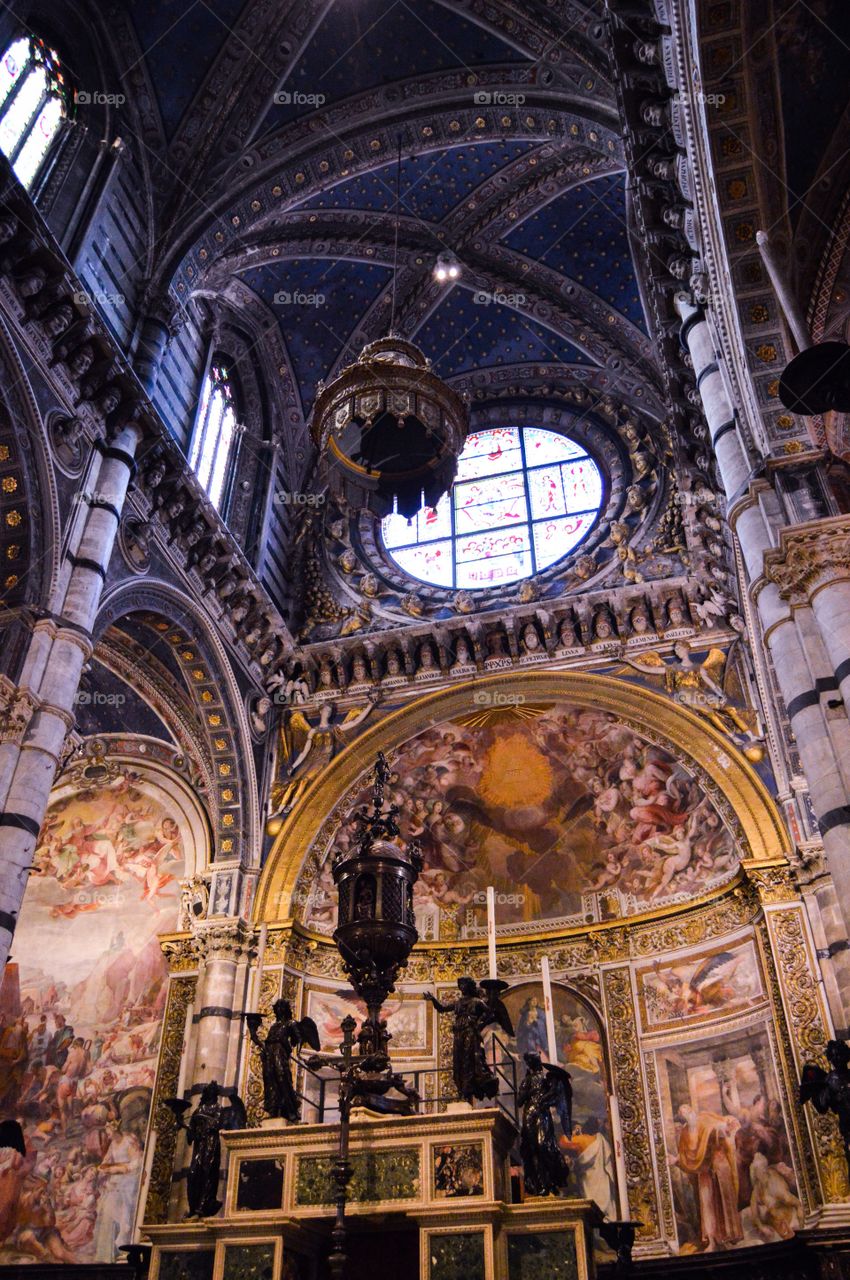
[486,886,497,980]
[541,956,558,1063]
[250,923,268,1013]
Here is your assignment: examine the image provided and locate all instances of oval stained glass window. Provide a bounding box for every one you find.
[381,427,603,590]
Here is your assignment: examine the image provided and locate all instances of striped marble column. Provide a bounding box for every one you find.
[190,924,250,1093]
[0,425,142,967]
[676,299,850,950]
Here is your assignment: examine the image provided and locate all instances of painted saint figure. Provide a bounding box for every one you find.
[518,1052,573,1196]
[247,999,320,1123]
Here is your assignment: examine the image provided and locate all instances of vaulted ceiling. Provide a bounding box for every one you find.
[113,0,663,427]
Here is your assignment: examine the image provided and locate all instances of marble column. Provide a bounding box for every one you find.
[191,924,250,1093]
[135,291,180,395]
[0,425,142,967]
[676,297,850,952]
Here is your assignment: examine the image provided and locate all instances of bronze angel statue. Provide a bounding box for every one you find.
[518,1052,573,1196]
[425,977,513,1104]
[246,999,320,1123]
[800,1039,850,1178]
[163,1082,247,1217]
[618,640,764,761]
[268,694,381,826]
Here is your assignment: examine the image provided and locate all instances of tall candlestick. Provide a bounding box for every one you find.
[250,923,268,1013]
[541,956,558,1063]
[486,886,497,980]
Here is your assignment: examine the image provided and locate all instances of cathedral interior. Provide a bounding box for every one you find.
[2,1,850,1278]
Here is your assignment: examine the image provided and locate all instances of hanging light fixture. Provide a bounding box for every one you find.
[310,139,469,520]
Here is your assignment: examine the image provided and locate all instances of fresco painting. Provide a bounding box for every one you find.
[302,703,739,939]
[305,988,431,1056]
[500,983,617,1217]
[657,1028,802,1253]
[636,939,764,1031]
[0,769,186,1264]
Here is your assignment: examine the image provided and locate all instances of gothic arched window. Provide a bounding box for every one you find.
[189,360,240,509]
[382,426,603,590]
[0,35,68,190]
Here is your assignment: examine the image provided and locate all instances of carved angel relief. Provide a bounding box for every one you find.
[617,641,764,761]
[267,693,382,830]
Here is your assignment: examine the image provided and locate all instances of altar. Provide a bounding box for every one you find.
[143,1109,601,1280]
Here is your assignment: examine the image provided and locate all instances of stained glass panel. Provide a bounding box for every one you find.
[381,426,602,589]
[0,39,28,112]
[0,36,67,190]
[523,426,586,464]
[391,540,454,586]
[189,363,239,510]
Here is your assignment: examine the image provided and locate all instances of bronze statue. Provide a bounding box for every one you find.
[246,998,320,1123]
[800,1038,850,1176]
[518,1052,573,1197]
[166,1081,246,1218]
[424,977,513,1104]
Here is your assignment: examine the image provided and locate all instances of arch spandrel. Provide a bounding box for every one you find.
[255,672,790,934]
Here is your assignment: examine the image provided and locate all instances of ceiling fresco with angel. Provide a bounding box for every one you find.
[296,700,739,940]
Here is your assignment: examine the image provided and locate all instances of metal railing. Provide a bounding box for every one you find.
[291,1029,521,1129]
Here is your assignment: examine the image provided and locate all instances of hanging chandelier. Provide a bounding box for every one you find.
[311,335,469,520]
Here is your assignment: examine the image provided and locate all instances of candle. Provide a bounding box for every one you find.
[541,956,558,1063]
[250,923,268,1013]
[486,886,497,980]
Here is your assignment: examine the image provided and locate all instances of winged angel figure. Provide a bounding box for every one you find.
[425,977,514,1103]
[618,640,764,760]
[518,1052,573,1196]
[269,693,381,822]
[246,998,321,1123]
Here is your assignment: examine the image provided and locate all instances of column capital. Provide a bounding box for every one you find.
[194,919,252,963]
[763,515,850,601]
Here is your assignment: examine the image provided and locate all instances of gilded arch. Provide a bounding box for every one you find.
[255,670,790,931]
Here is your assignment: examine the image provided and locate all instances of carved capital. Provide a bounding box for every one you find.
[764,515,850,600]
[195,920,251,964]
[0,687,38,745]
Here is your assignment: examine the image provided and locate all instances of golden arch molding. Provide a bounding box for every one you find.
[255,671,790,936]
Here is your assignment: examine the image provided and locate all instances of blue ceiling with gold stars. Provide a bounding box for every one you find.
[240,259,394,414]
[256,0,528,136]
[503,173,646,332]
[413,287,592,377]
[296,141,537,223]
[129,0,248,139]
